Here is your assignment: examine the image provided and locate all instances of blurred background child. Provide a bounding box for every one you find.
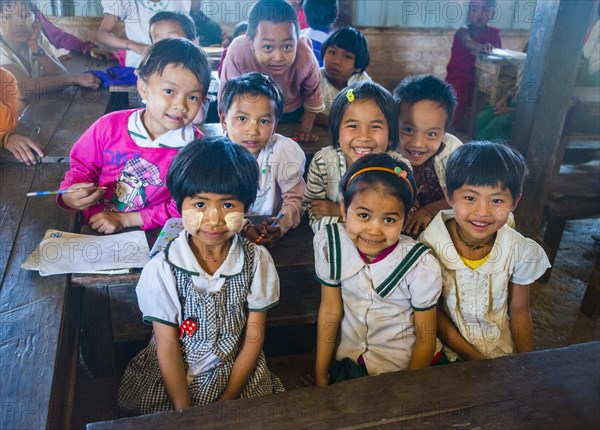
[220,72,306,248]
[314,153,441,385]
[393,74,462,237]
[217,21,247,77]
[316,26,371,126]
[445,0,501,130]
[190,0,223,46]
[300,0,338,66]
[420,142,550,362]
[303,81,408,233]
[220,0,324,143]
[58,39,210,234]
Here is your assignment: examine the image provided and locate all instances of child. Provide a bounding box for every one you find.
[118,136,284,414]
[314,153,442,385]
[300,0,338,66]
[419,141,550,362]
[302,81,407,233]
[58,38,211,234]
[219,72,306,247]
[97,0,190,67]
[316,26,372,126]
[0,0,101,98]
[217,21,248,77]
[0,67,43,164]
[393,74,463,237]
[220,0,324,143]
[190,0,223,46]
[445,0,501,129]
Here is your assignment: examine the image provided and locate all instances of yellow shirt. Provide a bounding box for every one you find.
[460,253,491,270]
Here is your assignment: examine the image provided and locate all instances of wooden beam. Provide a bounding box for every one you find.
[337,0,354,27]
[512,0,595,238]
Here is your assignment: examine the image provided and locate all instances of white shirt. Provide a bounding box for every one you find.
[101,0,191,67]
[314,223,442,375]
[319,68,372,115]
[0,33,60,78]
[136,231,280,328]
[127,109,196,148]
[434,133,463,189]
[419,210,550,361]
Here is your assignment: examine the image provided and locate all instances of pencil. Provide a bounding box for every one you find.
[255,212,286,244]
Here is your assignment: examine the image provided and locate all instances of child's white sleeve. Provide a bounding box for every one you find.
[510,237,551,285]
[247,245,280,312]
[135,255,181,327]
[407,252,442,311]
[313,228,341,287]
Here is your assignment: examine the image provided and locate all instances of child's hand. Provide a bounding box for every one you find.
[61,183,106,210]
[241,223,262,243]
[75,73,101,89]
[403,207,433,238]
[310,199,341,220]
[4,133,44,165]
[27,22,41,50]
[87,47,116,61]
[294,129,319,143]
[479,42,494,54]
[256,218,282,248]
[89,211,129,234]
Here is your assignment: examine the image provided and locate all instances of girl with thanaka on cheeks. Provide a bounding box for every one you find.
[219,72,306,247]
[118,137,284,414]
[58,39,210,234]
[302,81,410,233]
[314,153,442,385]
[419,142,550,362]
[220,0,324,143]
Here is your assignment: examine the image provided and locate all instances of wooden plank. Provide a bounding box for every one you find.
[86,342,600,429]
[0,164,77,430]
[512,0,595,238]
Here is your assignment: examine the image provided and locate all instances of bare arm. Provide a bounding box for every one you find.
[96,13,148,55]
[2,64,99,98]
[219,311,267,401]
[456,26,493,54]
[408,308,437,369]
[315,285,343,387]
[295,110,319,143]
[436,305,485,361]
[508,282,533,353]
[154,322,192,410]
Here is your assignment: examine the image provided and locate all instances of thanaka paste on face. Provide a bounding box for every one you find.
[182,209,203,234]
[225,212,244,233]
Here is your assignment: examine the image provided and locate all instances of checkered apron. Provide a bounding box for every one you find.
[118,238,284,414]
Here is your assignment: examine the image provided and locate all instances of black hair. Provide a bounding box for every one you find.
[321,26,370,72]
[303,0,337,30]
[340,153,416,216]
[136,38,211,98]
[167,136,260,211]
[329,81,399,151]
[149,11,197,41]
[445,141,528,200]
[233,21,248,39]
[219,72,285,120]
[393,74,457,129]
[246,0,299,40]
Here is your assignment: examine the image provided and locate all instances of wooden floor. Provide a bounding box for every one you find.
[71,218,600,429]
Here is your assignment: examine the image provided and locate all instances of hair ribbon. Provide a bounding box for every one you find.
[346,166,414,199]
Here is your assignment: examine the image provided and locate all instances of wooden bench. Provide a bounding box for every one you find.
[87,342,600,429]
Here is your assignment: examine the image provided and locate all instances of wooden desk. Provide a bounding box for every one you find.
[87,342,600,429]
[0,163,79,430]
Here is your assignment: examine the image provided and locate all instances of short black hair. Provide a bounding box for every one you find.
[219,72,284,120]
[136,38,211,98]
[303,0,337,30]
[393,74,457,129]
[246,0,299,40]
[233,21,249,39]
[321,26,370,72]
[149,11,197,41]
[329,81,399,151]
[340,153,416,216]
[445,141,528,200]
[167,136,260,211]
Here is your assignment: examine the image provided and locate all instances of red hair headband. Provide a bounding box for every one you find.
[345,166,414,199]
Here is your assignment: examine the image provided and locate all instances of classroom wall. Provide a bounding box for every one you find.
[48,17,530,90]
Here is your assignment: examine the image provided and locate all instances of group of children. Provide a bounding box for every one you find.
[1,0,552,417]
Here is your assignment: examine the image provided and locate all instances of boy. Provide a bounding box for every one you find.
[300,0,338,66]
[393,74,463,237]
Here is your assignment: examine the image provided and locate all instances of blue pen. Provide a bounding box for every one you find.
[26,185,104,197]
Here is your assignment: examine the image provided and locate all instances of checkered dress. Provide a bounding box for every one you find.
[118,238,284,414]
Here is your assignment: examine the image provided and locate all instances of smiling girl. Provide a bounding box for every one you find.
[220,0,324,143]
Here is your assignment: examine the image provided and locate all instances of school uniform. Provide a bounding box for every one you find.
[247,133,306,235]
[314,223,442,375]
[118,231,284,414]
[0,33,60,78]
[419,210,550,361]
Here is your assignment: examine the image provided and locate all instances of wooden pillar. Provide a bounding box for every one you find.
[512,0,594,238]
[337,0,354,27]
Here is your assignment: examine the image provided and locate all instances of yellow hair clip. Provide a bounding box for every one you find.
[346,88,355,103]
